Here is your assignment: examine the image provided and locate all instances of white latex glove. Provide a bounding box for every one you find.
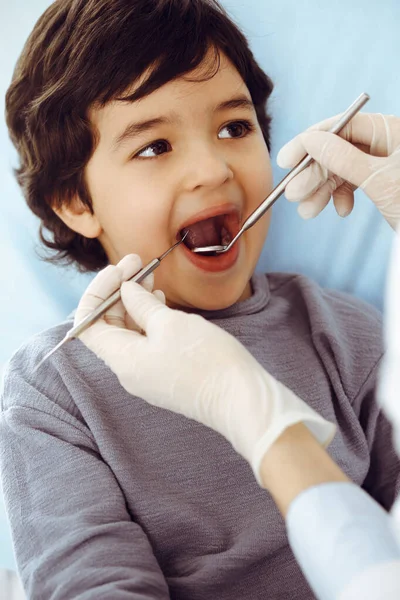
[277,113,400,230]
[74,255,336,486]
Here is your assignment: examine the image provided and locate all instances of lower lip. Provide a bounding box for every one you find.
[180,239,240,272]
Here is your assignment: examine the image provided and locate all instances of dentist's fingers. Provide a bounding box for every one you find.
[285,161,329,201]
[118,254,154,293]
[277,113,386,169]
[121,281,170,335]
[153,290,166,304]
[283,131,377,194]
[75,264,127,324]
[296,177,356,220]
[75,254,155,329]
[105,255,142,327]
[332,181,356,218]
[79,313,145,361]
[297,179,336,219]
[125,289,166,334]
[77,255,142,307]
[306,113,398,156]
[98,254,152,329]
[108,255,154,329]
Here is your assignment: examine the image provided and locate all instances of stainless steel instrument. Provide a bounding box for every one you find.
[193,92,370,254]
[33,234,188,372]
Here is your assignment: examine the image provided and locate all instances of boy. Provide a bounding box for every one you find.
[1,1,399,598]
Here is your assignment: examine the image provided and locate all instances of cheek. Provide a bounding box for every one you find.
[104,200,170,260]
[88,162,172,255]
[256,144,273,187]
[243,145,273,207]
[242,146,273,250]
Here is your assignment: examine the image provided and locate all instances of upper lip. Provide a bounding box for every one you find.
[177,203,242,237]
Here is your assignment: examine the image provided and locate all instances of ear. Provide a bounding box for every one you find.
[53,197,102,239]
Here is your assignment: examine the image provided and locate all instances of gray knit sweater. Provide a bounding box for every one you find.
[1,272,399,599]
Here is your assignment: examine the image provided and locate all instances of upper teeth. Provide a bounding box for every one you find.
[221,226,231,246]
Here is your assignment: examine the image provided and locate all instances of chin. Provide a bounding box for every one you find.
[178,281,250,312]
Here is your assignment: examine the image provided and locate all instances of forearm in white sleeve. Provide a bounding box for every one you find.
[337,559,400,600]
[285,482,400,600]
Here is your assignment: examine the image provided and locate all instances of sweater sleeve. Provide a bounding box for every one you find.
[0,365,170,600]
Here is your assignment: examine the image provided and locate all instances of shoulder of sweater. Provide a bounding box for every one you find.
[263,272,383,400]
[1,318,91,411]
[6,318,74,370]
[265,271,382,326]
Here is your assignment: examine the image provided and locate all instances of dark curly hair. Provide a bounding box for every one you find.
[6,0,274,273]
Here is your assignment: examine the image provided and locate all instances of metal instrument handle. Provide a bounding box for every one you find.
[70,258,160,340]
[242,92,370,233]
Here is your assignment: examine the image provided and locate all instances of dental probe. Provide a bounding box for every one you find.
[33,233,188,373]
[193,92,370,254]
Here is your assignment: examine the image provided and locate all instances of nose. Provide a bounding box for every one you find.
[182,142,234,192]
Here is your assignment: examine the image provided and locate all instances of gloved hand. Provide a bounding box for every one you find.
[75,255,336,487]
[277,113,400,230]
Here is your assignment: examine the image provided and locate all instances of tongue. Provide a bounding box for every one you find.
[182,217,221,250]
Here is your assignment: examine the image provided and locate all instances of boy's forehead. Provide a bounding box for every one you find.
[89,52,251,134]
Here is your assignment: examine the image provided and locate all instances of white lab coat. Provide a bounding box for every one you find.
[285,228,400,600]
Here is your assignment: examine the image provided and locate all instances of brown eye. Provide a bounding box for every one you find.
[136,140,171,159]
[218,120,253,140]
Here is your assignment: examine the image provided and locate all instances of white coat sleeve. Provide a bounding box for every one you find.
[337,559,400,600]
[285,482,400,600]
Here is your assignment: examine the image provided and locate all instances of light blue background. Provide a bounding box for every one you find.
[1,0,399,573]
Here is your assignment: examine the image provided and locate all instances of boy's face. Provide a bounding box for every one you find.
[64,52,273,310]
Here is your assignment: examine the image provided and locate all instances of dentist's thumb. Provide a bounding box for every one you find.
[120,280,168,335]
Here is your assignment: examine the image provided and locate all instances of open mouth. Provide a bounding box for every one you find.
[178,210,239,256]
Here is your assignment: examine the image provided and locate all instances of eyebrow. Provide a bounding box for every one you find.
[111,94,255,153]
[215,95,254,113]
[112,117,173,153]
